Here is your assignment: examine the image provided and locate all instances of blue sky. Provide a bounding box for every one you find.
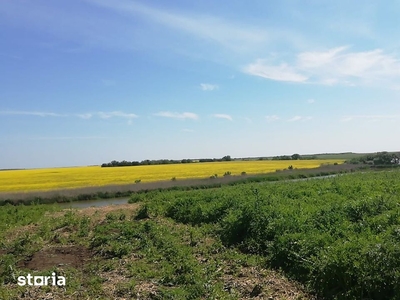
[1,0,400,168]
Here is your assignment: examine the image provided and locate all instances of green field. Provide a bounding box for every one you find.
[1,169,400,299]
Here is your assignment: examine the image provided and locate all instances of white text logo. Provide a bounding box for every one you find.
[17,272,66,286]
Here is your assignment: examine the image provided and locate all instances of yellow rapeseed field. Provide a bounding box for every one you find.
[0,160,344,193]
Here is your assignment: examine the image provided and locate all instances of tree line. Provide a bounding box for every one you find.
[348,151,400,166]
[271,153,316,160]
[101,155,233,167]
[101,153,320,167]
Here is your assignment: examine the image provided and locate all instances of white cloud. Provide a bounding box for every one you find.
[77,111,138,120]
[244,61,308,83]
[77,113,93,119]
[0,111,65,117]
[200,83,219,91]
[265,115,280,122]
[181,128,194,132]
[307,99,315,104]
[245,46,400,87]
[154,111,199,120]
[288,116,312,122]
[297,46,348,69]
[97,111,138,119]
[212,114,232,121]
[0,110,138,120]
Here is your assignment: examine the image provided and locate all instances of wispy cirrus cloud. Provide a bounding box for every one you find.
[341,114,400,122]
[200,83,219,91]
[243,117,253,123]
[1,110,138,120]
[77,111,138,119]
[212,114,232,121]
[96,111,138,119]
[265,115,280,122]
[288,116,312,122]
[0,110,66,117]
[27,136,107,141]
[76,113,93,119]
[245,46,400,88]
[85,0,268,52]
[154,111,199,120]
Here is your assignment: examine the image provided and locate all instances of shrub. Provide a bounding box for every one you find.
[135,205,150,220]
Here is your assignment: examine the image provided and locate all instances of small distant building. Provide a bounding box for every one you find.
[391,157,400,165]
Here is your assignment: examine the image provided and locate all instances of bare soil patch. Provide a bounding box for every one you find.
[18,245,91,271]
[48,202,139,216]
[78,203,140,219]
[223,266,313,299]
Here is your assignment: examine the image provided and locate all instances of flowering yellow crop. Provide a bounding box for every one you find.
[0,160,344,193]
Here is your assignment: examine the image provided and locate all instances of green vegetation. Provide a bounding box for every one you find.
[134,170,400,299]
[348,151,400,166]
[0,203,306,299]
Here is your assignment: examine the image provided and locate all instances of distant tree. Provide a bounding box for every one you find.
[222,155,232,161]
[272,155,292,160]
[199,158,213,163]
[374,152,399,165]
[291,153,301,160]
[120,160,131,166]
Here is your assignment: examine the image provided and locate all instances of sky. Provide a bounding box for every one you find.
[1,0,400,168]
